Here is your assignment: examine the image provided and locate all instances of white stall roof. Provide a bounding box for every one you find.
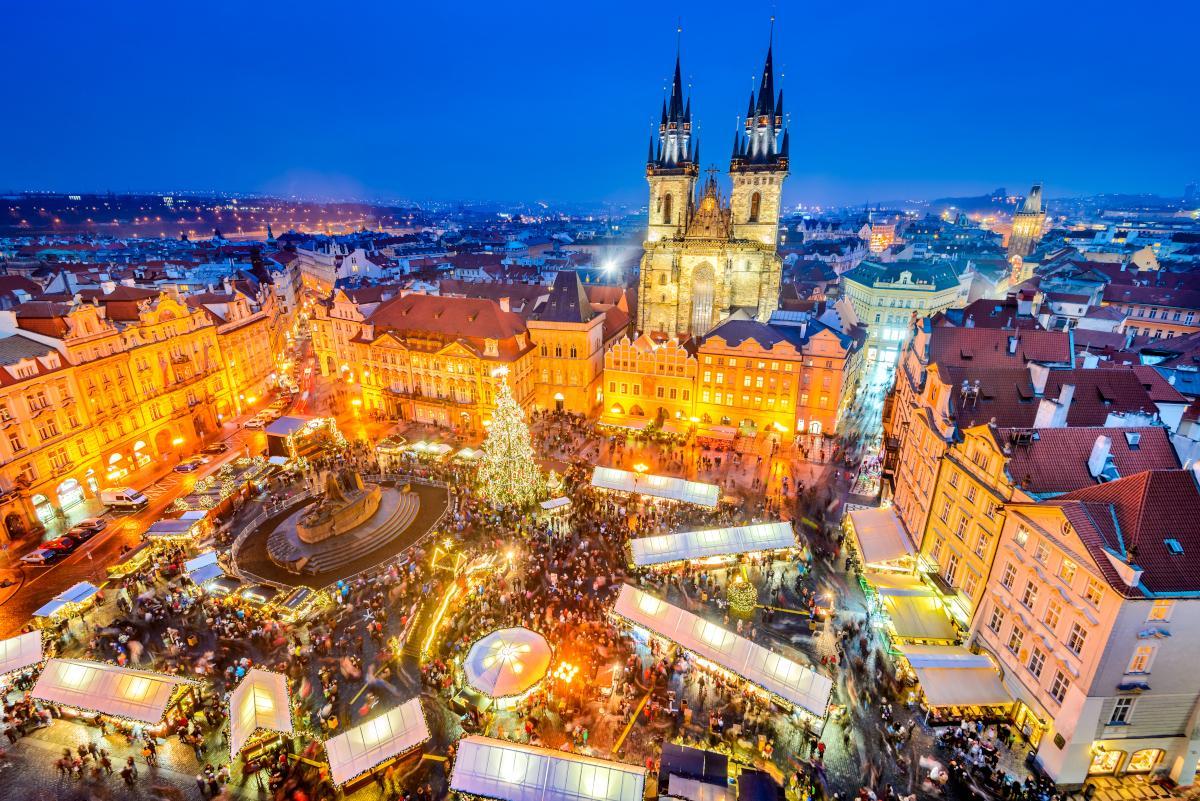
[612,585,831,717]
[591,467,720,508]
[899,645,1011,707]
[450,735,646,801]
[265,415,317,438]
[847,506,914,566]
[877,592,956,642]
[33,659,193,723]
[539,497,571,511]
[185,551,224,585]
[324,697,430,786]
[229,669,293,757]
[34,581,101,618]
[0,631,43,676]
[455,447,483,461]
[631,522,796,567]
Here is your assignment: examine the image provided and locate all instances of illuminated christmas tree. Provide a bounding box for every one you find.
[478,369,543,509]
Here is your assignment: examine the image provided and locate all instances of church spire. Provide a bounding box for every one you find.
[651,30,696,172]
[734,23,787,170]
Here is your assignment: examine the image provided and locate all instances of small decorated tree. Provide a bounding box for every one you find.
[478,368,543,510]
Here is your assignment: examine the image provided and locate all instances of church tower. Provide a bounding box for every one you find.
[1008,183,1046,258]
[646,52,699,243]
[729,40,789,246]
[637,31,786,339]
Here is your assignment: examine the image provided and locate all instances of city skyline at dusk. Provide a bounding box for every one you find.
[3,0,1197,206]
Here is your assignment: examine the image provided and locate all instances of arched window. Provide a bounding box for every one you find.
[658,272,667,286]
[662,193,673,225]
[690,264,715,335]
[749,191,761,223]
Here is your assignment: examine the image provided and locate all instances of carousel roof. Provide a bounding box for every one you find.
[464,627,552,699]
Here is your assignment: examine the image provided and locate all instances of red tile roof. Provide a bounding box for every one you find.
[928,328,1072,371]
[1103,284,1200,310]
[365,294,533,362]
[1048,470,1200,596]
[1000,426,1179,495]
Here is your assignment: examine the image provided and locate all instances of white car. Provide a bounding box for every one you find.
[244,419,265,430]
[20,548,60,566]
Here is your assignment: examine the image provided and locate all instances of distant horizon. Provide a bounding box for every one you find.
[2,0,1197,207]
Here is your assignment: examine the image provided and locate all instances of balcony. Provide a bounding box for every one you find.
[171,353,192,365]
[383,387,476,407]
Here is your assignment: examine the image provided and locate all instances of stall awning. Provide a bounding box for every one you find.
[591,467,720,508]
[145,519,199,539]
[697,425,737,441]
[229,669,293,758]
[265,415,317,438]
[33,659,194,723]
[900,645,1011,707]
[34,581,101,618]
[268,456,290,466]
[539,496,571,511]
[323,698,430,786]
[185,551,224,586]
[877,591,956,642]
[450,735,646,801]
[612,585,831,717]
[847,506,914,565]
[631,522,796,567]
[0,631,43,676]
[598,416,649,431]
[668,775,733,801]
[455,447,483,461]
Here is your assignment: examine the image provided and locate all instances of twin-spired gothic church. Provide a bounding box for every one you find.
[637,42,789,338]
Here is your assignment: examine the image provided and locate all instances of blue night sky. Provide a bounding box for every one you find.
[2,0,1197,207]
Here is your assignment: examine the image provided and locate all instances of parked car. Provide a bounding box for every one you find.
[73,517,108,532]
[66,524,101,541]
[174,458,205,473]
[202,442,230,455]
[42,536,80,553]
[20,548,62,566]
[244,419,265,430]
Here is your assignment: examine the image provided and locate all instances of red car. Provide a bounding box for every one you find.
[41,536,80,553]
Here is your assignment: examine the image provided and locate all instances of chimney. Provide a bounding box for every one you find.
[499,296,510,313]
[1052,384,1075,427]
[1007,334,1019,355]
[100,280,116,294]
[1087,435,1112,479]
[1030,363,1050,395]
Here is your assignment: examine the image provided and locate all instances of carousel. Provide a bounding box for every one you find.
[463,627,552,710]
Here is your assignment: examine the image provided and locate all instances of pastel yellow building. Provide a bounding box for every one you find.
[602,333,697,426]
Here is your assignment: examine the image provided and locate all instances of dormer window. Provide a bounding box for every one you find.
[484,338,499,357]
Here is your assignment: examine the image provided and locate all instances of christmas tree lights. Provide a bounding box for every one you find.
[477,369,543,510]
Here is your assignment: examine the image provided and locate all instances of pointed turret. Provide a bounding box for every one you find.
[733,35,787,170]
[650,44,696,172]
[648,135,656,165]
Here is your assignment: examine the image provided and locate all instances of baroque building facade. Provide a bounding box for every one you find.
[637,44,788,339]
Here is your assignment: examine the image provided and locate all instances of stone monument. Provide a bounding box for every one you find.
[296,468,382,544]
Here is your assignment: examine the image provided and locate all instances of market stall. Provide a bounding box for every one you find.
[184,551,225,587]
[266,416,345,461]
[454,447,483,462]
[463,627,552,709]
[34,581,102,626]
[0,631,43,676]
[898,644,1012,723]
[144,517,207,543]
[866,573,958,645]
[844,505,916,572]
[591,466,720,508]
[229,668,293,760]
[450,735,647,801]
[630,521,797,569]
[611,584,831,720]
[323,697,430,787]
[33,658,196,724]
[107,542,158,579]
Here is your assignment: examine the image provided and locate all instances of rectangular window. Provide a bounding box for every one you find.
[1067,621,1087,654]
[1043,600,1061,631]
[1014,526,1029,547]
[743,375,751,388]
[1109,697,1134,725]
[1021,580,1038,609]
[962,570,979,598]
[1127,645,1155,674]
[1007,627,1024,655]
[939,498,952,523]
[1001,563,1017,590]
[703,371,711,383]
[1027,648,1046,678]
[682,390,690,401]
[669,388,677,400]
[931,536,944,562]
[1085,578,1105,607]
[954,514,969,540]
[656,387,665,398]
[1059,559,1077,584]
[1034,541,1050,563]
[948,471,959,489]
[988,604,1005,634]
[701,391,710,403]
[965,484,978,503]
[974,533,990,559]
[1050,670,1071,704]
[1148,599,1174,622]
[944,552,959,585]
